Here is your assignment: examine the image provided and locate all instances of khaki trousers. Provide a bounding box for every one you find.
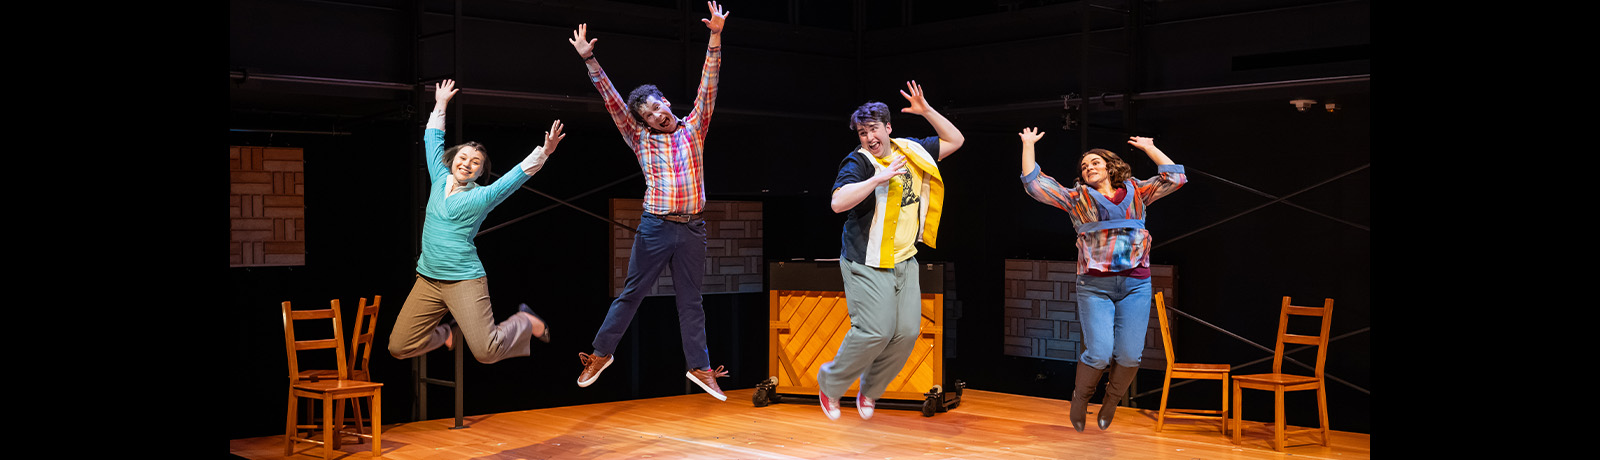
[387,274,535,364]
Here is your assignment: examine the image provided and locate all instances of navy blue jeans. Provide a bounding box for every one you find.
[590,212,710,371]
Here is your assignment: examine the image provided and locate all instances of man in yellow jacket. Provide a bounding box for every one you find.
[817,81,964,421]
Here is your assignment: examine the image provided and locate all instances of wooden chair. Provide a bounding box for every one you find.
[283,300,383,459]
[1152,292,1232,434]
[1231,297,1333,451]
[339,295,382,444]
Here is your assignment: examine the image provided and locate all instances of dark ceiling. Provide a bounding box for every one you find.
[230,0,1370,134]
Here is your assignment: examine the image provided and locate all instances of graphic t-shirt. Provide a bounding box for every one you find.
[877,150,922,264]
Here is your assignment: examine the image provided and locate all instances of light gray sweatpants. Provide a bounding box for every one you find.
[387,274,536,364]
[817,256,923,400]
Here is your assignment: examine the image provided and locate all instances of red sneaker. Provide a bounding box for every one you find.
[819,389,841,420]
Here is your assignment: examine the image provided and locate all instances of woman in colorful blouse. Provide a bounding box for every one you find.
[1018,127,1187,431]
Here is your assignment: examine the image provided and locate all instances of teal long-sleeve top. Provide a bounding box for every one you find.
[416,125,544,280]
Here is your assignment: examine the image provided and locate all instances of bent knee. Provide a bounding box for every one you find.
[387,339,408,359]
[852,329,891,346]
[1112,354,1142,368]
[1080,349,1112,367]
[895,323,921,339]
[471,349,501,364]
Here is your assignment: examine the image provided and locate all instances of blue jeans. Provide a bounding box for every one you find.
[1076,274,1152,369]
[590,213,710,371]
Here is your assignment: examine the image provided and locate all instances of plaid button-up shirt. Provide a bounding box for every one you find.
[590,46,721,216]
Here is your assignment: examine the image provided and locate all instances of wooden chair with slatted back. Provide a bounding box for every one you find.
[283,300,383,459]
[339,295,382,444]
[1231,296,1333,451]
[1153,292,1232,434]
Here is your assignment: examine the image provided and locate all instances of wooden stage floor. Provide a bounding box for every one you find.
[231,388,1370,459]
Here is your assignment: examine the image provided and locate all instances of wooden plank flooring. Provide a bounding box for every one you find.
[231,389,1370,459]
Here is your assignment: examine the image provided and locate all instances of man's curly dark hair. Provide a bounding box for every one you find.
[626,84,666,125]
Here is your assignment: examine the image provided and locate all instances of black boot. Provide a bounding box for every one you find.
[1097,364,1139,430]
[1069,361,1107,432]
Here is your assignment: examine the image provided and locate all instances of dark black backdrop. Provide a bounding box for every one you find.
[230,0,1369,440]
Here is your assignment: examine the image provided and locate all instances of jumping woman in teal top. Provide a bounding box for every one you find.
[388,79,561,365]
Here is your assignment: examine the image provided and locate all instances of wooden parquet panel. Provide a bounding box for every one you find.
[769,290,944,401]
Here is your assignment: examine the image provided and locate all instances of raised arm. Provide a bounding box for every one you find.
[1017,127,1086,215]
[569,23,600,75]
[421,80,461,182]
[702,1,728,49]
[685,1,728,135]
[831,155,907,213]
[515,119,565,177]
[427,79,458,131]
[474,119,569,213]
[1019,127,1045,176]
[1128,136,1174,165]
[1126,136,1186,204]
[899,81,964,160]
[571,24,640,142]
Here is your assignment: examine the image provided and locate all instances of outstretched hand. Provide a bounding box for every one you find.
[435,79,459,107]
[543,119,567,155]
[872,155,909,185]
[569,24,597,58]
[1019,127,1045,144]
[702,1,730,33]
[899,80,932,117]
[1127,135,1175,165]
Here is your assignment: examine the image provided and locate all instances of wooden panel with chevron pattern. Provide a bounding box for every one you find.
[768,289,945,401]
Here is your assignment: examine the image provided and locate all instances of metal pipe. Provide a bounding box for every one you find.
[230,68,1367,122]
[229,71,413,91]
[228,128,351,136]
[946,74,1370,116]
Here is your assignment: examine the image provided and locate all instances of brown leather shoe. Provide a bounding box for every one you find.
[686,365,730,401]
[577,352,612,387]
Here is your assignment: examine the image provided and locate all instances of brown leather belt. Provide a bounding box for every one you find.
[651,212,701,223]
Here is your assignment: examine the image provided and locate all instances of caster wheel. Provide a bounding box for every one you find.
[753,387,770,407]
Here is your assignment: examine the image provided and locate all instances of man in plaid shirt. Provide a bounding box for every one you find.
[568,2,732,401]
